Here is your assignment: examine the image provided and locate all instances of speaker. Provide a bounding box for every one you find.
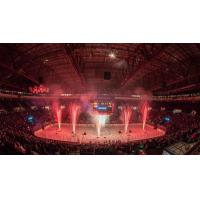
[104,71,111,80]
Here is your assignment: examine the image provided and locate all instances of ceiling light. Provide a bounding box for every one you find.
[43,59,49,63]
[108,52,116,59]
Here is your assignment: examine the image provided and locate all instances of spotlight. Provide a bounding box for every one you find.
[43,59,49,64]
[108,52,116,59]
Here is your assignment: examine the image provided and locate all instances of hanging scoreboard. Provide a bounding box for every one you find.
[92,99,113,114]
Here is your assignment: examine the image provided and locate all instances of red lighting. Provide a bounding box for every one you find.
[29,85,49,94]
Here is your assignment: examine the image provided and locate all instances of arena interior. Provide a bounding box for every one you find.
[1,43,200,155]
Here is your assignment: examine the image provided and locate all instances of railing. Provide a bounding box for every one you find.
[185,140,200,155]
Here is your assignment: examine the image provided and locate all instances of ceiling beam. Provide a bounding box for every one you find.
[120,44,170,89]
[0,45,42,87]
[164,49,188,70]
[64,44,86,86]
[0,60,39,86]
[1,82,27,91]
[153,72,200,94]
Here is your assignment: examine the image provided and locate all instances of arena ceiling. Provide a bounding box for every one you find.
[0,43,200,95]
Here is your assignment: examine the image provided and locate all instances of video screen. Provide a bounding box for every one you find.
[92,100,113,114]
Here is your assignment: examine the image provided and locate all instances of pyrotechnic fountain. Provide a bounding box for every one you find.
[120,105,133,134]
[141,101,148,131]
[35,98,165,144]
[52,101,62,130]
[69,103,80,134]
[95,114,109,137]
[57,109,62,130]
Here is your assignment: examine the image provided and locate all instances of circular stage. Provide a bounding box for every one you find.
[35,123,165,144]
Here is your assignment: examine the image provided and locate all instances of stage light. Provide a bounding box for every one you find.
[108,52,116,59]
